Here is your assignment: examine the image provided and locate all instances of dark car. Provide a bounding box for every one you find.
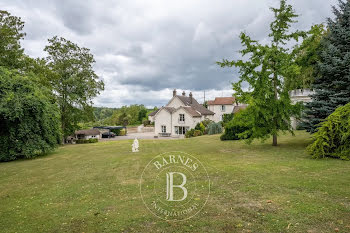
[102,132,116,138]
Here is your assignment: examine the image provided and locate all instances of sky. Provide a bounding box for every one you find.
[0,0,337,108]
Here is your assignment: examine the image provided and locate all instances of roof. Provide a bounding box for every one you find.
[75,128,100,136]
[148,109,160,116]
[207,97,236,105]
[233,105,248,114]
[176,95,214,116]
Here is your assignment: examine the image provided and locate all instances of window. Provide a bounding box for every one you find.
[179,114,185,122]
[161,125,166,133]
[221,105,226,112]
[175,126,188,135]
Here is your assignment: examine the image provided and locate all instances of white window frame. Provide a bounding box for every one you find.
[179,114,185,122]
[161,125,166,133]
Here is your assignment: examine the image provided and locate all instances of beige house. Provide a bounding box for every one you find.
[149,90,215,137]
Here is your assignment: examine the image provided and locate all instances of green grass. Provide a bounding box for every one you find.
[0,131,349,232]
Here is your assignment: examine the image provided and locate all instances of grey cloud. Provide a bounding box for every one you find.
[0,0,338,107]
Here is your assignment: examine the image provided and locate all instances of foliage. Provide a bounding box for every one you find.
[302,1,350,133]
[119,129,126,136]
[93,107,116,122]
[104,105,149,126]
[0,67,61,161]
[220,109,253,141]
[307,103,350,160]
[222,113,234,125]
[185,129,195,138]
[286,24,326,90]
[0,10,25,69]
[110,128,121,136]
[76,138,98,144]
[143,119,151,126]
[44,36,104,141]
[217,0,305,146]
[193,130,203,137]
[195,122,206,134]
[207,123,223,135]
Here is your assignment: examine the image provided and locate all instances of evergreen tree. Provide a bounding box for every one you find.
[303,0,350,133]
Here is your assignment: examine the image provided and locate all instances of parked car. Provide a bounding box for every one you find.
[102,132,116,138]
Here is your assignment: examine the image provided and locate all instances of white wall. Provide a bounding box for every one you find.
[167,97,184,108]
[171,108,198,134]
[208,104,235,123]
[154,109,172,135]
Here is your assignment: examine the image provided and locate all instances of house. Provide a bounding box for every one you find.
[207,97,247,122]
[149,89,215,137]
[75,128,101,140]
[289,89,315,129]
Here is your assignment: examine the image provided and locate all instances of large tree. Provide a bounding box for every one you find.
[0,67,61,161]
[44,37,104,142]
[218,0,304,146]
[302,0,350,133]
[0,10,25,69]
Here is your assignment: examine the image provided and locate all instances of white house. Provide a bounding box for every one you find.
[149,89,215,137]
[289,89,315,129]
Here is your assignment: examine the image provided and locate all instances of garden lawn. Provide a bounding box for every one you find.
[0,131,349,232]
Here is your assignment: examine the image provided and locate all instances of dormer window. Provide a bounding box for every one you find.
[221,105,226,112]
[179,114,185,122]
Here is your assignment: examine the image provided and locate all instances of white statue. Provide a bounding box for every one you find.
[132,138,139,152]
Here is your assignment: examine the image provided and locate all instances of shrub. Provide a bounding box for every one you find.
[119,129,126,136]
[222,113,234,125]
[143,119,151,126]
[220,109,253,141]
[76,139,88,144]
[185,129,195,138]
[0,68,61,161]
[193,130,203,137]
[88,138,98,143]
[208,123,223,135]
[307,103,350,160]
[111,128,121,136]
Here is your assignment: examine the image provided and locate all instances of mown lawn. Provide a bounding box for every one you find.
[0,131,349,232]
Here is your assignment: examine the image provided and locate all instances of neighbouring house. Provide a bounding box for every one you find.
[75,128,101,140]
[289,89,315,129]
[149,89,215,137]
[207,97,248,122]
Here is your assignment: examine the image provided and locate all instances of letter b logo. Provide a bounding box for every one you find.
[166,172,187,201]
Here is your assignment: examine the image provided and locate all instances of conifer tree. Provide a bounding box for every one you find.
[303,0,350,133]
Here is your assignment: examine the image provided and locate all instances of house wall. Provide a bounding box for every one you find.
[167,97,184,108]
[154,109,172,135]
[77,134,100,140]
[208,104,235,123]
[171,108,199,134]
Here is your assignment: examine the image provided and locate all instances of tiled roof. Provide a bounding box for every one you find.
[148,109,160,116]
[75,128,100,135]
[176,95,214,116]
[208,97,236,105]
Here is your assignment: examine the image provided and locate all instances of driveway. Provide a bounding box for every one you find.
[99,132,181,141]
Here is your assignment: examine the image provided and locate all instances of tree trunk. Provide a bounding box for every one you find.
[272,134,277,146]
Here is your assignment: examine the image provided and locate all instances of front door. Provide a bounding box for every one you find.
[175,126,188,135]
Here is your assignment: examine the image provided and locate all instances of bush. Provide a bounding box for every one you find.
[111,128,121,136]
[76,139,88,144]
[143,119,151,126]
[0,68,61,161]
[208,123,223,135]
[222,113,234,125]
[185,129,195,138]
[193,130,203,137]
[119,129,126,136]
[88,138,98,143]
[220,109,253,141]
[307,103,350,160]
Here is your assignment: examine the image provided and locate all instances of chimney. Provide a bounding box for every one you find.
[189,92,193,104]
[182,91,186,96]
[173,89,177,97]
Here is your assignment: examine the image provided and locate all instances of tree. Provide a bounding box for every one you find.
[0,67,61,161]
[302,0,350,133]
[44,37,104,142]
[0,10,26,69]
[218,0,304,146]
[286,24,327,90]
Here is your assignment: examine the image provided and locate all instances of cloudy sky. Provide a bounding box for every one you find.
[1,0,337,108]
